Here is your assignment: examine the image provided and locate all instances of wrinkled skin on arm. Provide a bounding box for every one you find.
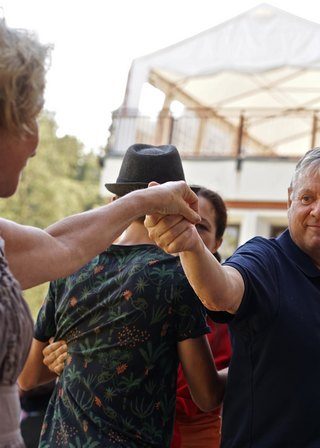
[144,213,244,314]
[1,181,200,290]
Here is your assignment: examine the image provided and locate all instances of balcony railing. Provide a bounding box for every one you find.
[107,108,320,158]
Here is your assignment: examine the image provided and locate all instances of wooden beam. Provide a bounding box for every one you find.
[149,69,271,154]
[226,200,287,210]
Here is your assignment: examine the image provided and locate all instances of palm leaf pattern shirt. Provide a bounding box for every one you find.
[35,244,210,448]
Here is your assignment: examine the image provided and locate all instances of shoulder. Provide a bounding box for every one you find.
[224,236,281,296]
[225,236,281,268]
[236,236,277,255]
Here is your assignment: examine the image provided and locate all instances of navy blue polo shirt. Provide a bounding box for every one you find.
[208,229,320,448]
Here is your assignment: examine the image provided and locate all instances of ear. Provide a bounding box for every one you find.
[214,237,223,253]
[287,187,292,209]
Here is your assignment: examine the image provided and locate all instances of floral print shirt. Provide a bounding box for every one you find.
[35,244,209,448]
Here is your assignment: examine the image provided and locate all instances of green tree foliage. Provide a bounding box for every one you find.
[24,283,49,318]
[0,111,106,317]
[0,111,104,228]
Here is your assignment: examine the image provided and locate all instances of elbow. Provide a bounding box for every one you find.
[192,382,225,412]
[196,396,221,413]
[200,293,239,314]
[201,298,223,312]
[199,293,228,312]
[18,373,40,392]
[18,378,37,392]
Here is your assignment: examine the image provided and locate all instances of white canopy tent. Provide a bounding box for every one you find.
[104,3,320,247]
[111,3,320,156]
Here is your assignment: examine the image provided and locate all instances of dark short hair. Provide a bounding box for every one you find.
[197,187,227,241]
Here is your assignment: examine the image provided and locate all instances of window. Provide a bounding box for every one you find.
[270,225,287,238]
[220,224,240,261]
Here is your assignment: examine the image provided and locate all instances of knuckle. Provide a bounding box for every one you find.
[148,229,155,239]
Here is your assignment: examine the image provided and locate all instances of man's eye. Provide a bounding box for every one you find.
[196,224,208,232]
[301,195,313,204]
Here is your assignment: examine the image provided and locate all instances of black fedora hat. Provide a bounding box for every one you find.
[105,143,200,196]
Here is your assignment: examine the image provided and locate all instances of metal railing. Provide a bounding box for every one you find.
[107,108,320,159]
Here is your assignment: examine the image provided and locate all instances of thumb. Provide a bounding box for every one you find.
[179,189,200,223]
[148,181,160,188]
[144,213,162,228]
[179,204,200,224]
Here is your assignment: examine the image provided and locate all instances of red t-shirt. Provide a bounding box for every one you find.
[171,317,232,447]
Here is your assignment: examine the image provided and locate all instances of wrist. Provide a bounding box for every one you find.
[122,189,152,219]
[186,232,206,255]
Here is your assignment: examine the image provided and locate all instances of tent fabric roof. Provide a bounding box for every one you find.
[123,4,320,111]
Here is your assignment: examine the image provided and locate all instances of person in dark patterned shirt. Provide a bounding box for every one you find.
[19,145,226,448]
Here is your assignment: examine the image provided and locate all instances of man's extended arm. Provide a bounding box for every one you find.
[145,214,244,313]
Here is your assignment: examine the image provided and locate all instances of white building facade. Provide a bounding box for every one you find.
[101,4,320,257]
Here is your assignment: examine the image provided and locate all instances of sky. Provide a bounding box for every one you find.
[1,0,320,152]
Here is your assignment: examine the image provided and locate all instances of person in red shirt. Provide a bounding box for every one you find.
[171,187,232,448]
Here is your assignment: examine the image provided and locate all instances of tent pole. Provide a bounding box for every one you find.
[154,95,174,145]
[235,113,245,171]
[311,113,318,149]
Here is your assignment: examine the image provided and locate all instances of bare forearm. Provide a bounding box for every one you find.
[2,182,199,289]
[188,367,225,412]
[45,191,149,268]
[194,374,226,412]
[19,365,56,391]
[180,240,243,313]
[18,340,57,391]
[179,336,226,412]
[4,191,151,288]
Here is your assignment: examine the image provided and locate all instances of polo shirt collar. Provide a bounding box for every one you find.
[277,229,320,278]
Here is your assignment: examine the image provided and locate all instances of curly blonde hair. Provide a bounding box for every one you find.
[0,19,50,135]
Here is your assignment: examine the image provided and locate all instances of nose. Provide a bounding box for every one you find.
[310,199,320,219]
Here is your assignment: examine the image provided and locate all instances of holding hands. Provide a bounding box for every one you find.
[145,214,203,254]
[145,180,200,224]
[145,182,204,254]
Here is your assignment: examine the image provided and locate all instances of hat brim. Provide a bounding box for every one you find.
[105,182,201,197]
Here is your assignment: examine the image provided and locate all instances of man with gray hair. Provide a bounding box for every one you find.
[145,147,320,447]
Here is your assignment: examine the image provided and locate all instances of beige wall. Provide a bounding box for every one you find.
[101,157,293,245]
